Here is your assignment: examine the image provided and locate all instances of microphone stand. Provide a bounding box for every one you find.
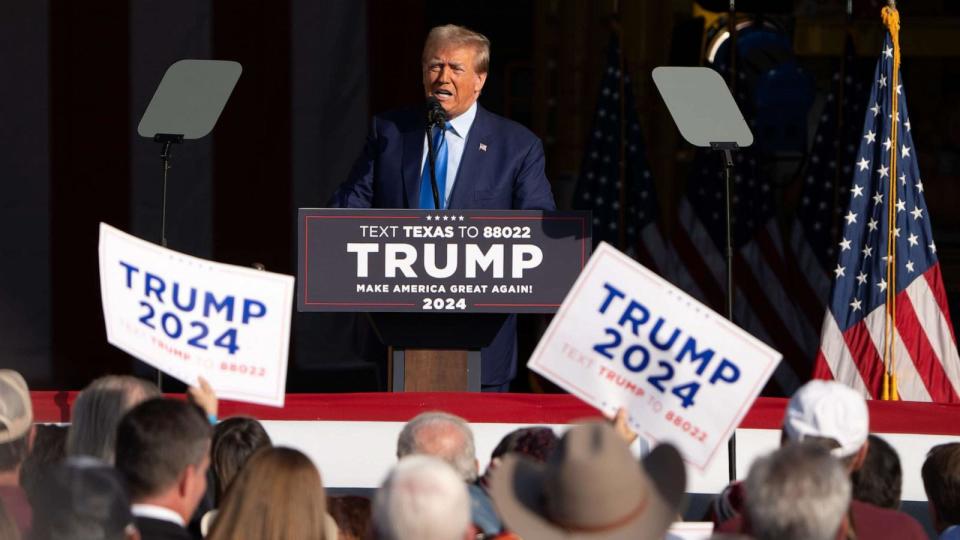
[424,122,442,210]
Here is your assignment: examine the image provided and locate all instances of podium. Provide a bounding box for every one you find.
[298,209,591,392]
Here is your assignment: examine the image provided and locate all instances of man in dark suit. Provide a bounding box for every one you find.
[116,398,212,540]
[329,24,556,391]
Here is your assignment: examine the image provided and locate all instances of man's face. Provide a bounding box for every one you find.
[422,45,487,120]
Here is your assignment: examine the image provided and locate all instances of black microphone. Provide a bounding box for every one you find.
[426,96,447,128]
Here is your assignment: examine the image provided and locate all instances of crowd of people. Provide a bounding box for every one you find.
[1,367,959,539]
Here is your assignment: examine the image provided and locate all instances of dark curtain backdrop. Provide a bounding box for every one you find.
[0,0,373,389]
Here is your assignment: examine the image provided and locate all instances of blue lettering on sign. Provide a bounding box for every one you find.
[120,260,270,356]
[591,281,742,408]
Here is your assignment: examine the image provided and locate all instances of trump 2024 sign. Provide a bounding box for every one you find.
[528,242,781,470]
[98,223,294,407]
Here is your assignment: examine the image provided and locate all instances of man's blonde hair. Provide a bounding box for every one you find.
[422,24,490,74]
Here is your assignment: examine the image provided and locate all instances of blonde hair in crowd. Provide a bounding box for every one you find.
[208,447,328,540]
[422,24,490,74]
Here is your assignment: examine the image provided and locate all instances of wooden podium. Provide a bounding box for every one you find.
[369,312,508,392]
[297,208,590,393]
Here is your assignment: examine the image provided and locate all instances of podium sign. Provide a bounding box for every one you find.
[298,209,590,314]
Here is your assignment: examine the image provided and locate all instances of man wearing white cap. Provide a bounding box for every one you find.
[715,380,926,539]
[0,369,35,537]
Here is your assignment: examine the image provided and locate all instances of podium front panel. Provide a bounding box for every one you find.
[298,209,591,314]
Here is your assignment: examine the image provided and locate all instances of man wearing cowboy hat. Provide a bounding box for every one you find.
[487,421,686,540]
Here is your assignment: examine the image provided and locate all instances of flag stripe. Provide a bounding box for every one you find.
[734,249,810,385]
[785,226,831,329]
[673,202,726,310]
[861,306,932,401]
[817,313,871,396]
[900,278,960,401]
[923,263,958,344]
[841,318,886,398]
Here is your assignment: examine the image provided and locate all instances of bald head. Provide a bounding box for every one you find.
[397,412,477,482]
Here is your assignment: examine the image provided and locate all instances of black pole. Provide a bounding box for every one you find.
[425,125,442,210]
[152,133,183,390]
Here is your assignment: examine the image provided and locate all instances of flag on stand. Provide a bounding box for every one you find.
[572,36,672,276]
[788,36,866,333]
[813,9,960,402]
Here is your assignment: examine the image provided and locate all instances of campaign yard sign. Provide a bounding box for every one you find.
[528,242,781,470]
[98,223,294,407]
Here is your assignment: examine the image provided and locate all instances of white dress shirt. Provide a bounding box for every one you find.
[131,503,186,527]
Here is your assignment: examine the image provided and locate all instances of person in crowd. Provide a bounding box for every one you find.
[329,24,556,392]
[115,398,212,540]
[922,442,960,540]
[328,495,372,540]
[713,379,926,539]
[0,370,35,538]
[744,442,851,540]
[67,375,160,463]
[19,422,67,508]
[373,455,473,540]
[209,416,272,505]
[852,434,903,509]
[32,456,139,540]
[397,411,500,535]
[487,420,686,540]
[207,446,337,540]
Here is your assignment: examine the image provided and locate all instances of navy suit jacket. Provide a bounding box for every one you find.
[329,104,556,385]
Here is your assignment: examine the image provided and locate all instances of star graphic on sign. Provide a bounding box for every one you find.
[834,264,846,279]
[871,103,881,116]
[878,74,887,87]
[916,180,924,193]
[872,192,883,205]
[844,211,858,225]
[850,298,862,312]
[882,138,893,151]
[864,130,876,144]
[857,272,868,285]
[901,145,911,159]
[426,215,433,221]
[857,157,870,172]
[851,184,864,198]
[911,206,923,220]
[896,199,906,213]
[884,45,894,58]
[878,278,888,292]
[877,164,889,178]
[905,260,915,273]
[899,173,907,186]
[458,215,464,221]
[863,245,873,258]
[442,215,449,221]
[839,238,852,251]
[930,242,937,253]
[908,233,919,246]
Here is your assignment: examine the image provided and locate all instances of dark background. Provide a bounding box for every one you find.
[3,0,960,391]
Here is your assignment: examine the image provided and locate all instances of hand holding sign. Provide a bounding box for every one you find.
[528,242,780,470]
[99,223,294,407]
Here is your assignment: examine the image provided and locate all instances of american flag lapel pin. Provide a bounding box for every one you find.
[479,143,487,152]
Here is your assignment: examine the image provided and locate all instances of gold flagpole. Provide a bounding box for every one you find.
[881,1,901,400]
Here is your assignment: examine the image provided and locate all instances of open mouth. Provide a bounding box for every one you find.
[433,88,453,100]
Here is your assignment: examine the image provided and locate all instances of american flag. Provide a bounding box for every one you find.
[812,32,960,402]
[787,37,867,345]
[573,36,672,275]
[671,73,816,396]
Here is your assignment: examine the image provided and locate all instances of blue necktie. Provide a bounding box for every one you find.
[419,123,449,209]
